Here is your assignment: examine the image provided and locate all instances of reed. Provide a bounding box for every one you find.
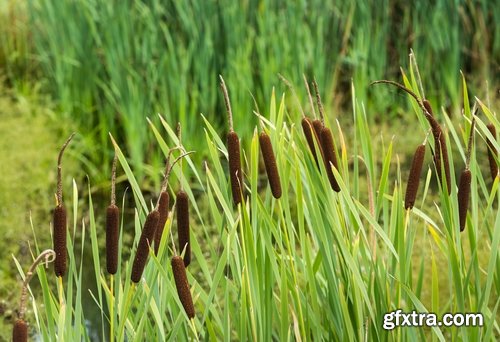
[53,133,75,277]
[171,255,195,319]
[259,131,282,199]
[486,123,498,180]
[131,210,160,283]
[404,144,426,209]
[106,151,119,274]
[220,75,243,205]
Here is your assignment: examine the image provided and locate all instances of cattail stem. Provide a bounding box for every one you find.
[171,256,195,319]
[110,150,117,206]
[219,75,234,132]
[56,133,75,206]
[259,132,282,199]
[131,210,160,283]
[303,74,317,119]
[312,78,325,125]
[404,144,426,209]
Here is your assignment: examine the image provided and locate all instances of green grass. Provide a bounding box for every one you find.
[11,68,499,340]
[2,0,496,183]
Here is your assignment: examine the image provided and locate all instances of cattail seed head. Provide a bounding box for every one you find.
[53,205,67,277]
[312,119,323,141]
[301,117,320,165]
[171,255,195,319]
[423,99,434,117]
[106,204,120,274]
[12,319,28,342]
[227,131,243,204]
[404,144,426,209]
[154,191,170,255]
[458,169,471,232]
[177,191,190,267]
[131,210,159,283]
[259,132,282,199]
[320,126,340,192]
[486,123,498,181]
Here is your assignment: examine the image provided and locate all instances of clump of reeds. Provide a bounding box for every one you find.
[53,133,75,277]
[106,151,120,274]
[220,75,243,205]
[404,135,428,209]
[131,209,159,283]
[312,79,340,192]
[486,123,498,181]
[171,255,195,319]
[13,250,56,342]
[371,81,452,194]
[458,118,475,232]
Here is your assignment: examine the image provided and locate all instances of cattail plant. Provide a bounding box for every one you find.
[404,141,427,209]
[312,79,341,192]
[131,209,160,283]
[106,151,120,274]
[13,250,56,342]
[486,123,498,180]
[220,75,243,205]
[175,124,192,267]
[458,118,475,232]
[53,133,75,277]
[371,81,452,194]
[171,255,195,319]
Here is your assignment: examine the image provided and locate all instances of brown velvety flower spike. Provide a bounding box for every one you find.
[106,151,119,274]
[131,210,159,283]
[12,319,28,342]
[220,75,243,205]
[301,117,320,165]
[53,133,75,277]
[404,144,426,209]
[177,190,190,267]
[320,127,341,192]
[486,123,498,181]
[259,132,282,198]
[458,169,471,232]
[154,191,169,255]
[171,255,195,319]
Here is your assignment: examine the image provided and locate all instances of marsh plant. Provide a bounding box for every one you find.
[11,65,500,341]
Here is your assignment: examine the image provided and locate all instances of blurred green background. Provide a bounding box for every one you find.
[0,0,498,338]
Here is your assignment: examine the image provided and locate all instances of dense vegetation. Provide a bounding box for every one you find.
[0,0,498,341]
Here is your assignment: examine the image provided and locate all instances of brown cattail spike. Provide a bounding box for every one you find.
[154,191,170,255]
[404,144,426,209]
[435,132,452,194]
[259,132,282,199]
[320,127,341,192]
[458,169,471,232]
[177,191,190,267]
[131,210,159,283]
[12,319,28,342]
[171,256,195,319]
[53,205,67,277]
[486,123,498,180]
[52,133,74,277]
[227,131,243,204]
[312,119,323,140]
[106,204,120,274]
[301,117,320,165]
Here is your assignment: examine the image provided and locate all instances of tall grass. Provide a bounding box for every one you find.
[15,71,499,340]
[15,0,498,181]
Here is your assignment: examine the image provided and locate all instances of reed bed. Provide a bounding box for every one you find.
[10,65,500,341]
